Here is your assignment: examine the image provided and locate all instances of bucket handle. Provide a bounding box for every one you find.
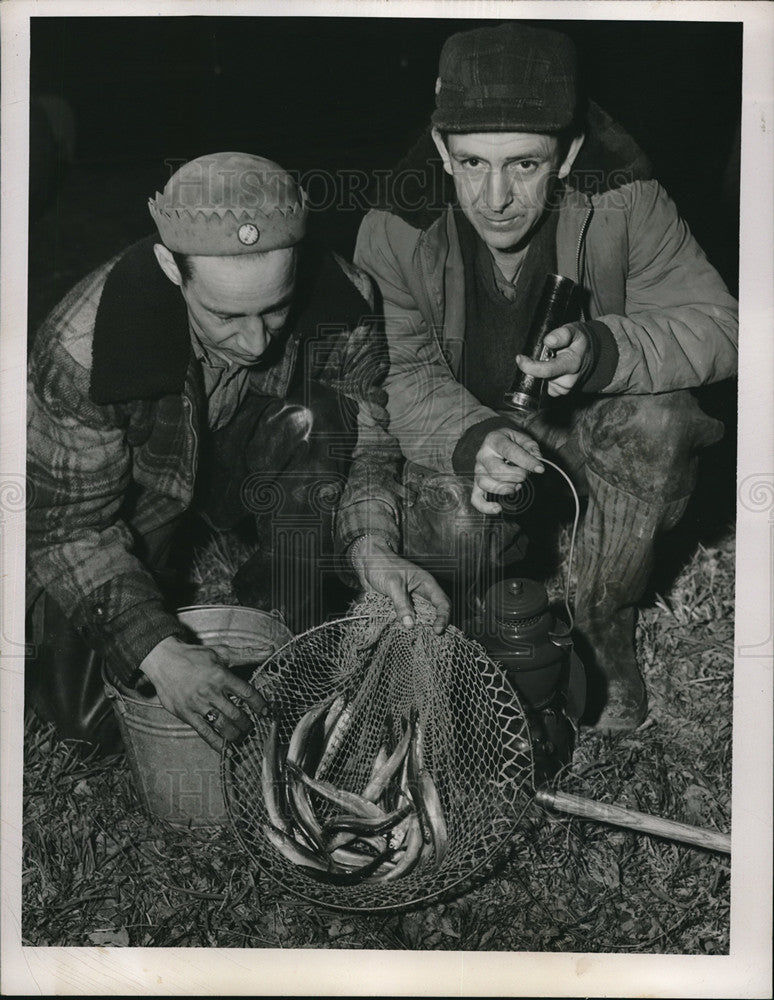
[101,669,127,717]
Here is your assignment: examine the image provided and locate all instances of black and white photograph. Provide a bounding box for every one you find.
[1,1,771,995]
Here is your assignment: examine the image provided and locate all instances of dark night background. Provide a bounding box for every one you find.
[28,15,742,537]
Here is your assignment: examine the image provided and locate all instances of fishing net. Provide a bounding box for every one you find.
[222,592,535,912]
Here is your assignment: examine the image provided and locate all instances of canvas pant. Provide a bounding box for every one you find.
[400,389,724,720]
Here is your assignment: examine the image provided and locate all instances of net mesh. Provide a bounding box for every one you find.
[222,593,535,912]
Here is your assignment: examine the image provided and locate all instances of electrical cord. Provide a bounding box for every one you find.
[480,457,581,630]
[537,458,581,635]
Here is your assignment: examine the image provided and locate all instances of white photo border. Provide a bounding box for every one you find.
[2,1,772,996]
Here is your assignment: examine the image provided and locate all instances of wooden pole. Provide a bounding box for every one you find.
[534,788,731,855]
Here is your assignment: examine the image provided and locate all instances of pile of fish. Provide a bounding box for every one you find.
[261,693,449,885]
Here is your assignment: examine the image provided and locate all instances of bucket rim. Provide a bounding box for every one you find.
[176,603,290,625]
[103,604,295,707]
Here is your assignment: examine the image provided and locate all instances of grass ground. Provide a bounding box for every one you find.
[22,527,733,952]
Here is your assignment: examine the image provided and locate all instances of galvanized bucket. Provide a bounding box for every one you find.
[105,605,293,829]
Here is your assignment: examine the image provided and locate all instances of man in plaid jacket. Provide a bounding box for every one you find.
[26,152,449,752]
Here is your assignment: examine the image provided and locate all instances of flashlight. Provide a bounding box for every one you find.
[502,273,577,414]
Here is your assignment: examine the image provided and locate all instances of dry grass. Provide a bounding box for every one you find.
[22,527,733,953]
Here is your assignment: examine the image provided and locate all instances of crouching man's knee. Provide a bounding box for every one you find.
[402,462,525,569]
[577,390,724,503]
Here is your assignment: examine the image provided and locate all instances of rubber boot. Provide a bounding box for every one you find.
[26,591,124,756]
[24,517,188,757]
[574,467,690,732]
[569,391,725,732]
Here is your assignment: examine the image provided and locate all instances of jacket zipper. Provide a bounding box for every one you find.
[182,392,198,496]
[575,206,593,318]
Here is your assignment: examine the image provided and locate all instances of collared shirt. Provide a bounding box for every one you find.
[490,254,525,302]
[189,330,252,430]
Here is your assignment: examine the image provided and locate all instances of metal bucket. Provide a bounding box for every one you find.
[105,605,293,829]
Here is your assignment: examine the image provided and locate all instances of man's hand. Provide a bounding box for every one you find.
[516,323,591,397]
[139,636,269,751]
[349,536,451,634]
[471,426,544,515]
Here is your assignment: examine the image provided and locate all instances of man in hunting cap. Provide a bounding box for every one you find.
[354,23,738,731]
[26,151,449,752]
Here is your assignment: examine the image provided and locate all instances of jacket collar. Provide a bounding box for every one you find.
[413,186,594,377]
[421,188,593,323]
[89,237,369,407]
[90,236,191,405]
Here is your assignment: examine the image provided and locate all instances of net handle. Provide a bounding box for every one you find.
[534,788,731,854]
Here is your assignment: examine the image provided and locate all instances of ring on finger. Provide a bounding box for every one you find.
[204,708,220,728]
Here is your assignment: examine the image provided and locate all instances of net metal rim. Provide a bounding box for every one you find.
[220,608,536,914]
[222,765,535,914]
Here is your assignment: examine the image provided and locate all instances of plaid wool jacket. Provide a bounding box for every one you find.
[27,237,403,683]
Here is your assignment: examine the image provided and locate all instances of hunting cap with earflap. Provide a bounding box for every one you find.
[432,22,578,134]
[148,152,307,255]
